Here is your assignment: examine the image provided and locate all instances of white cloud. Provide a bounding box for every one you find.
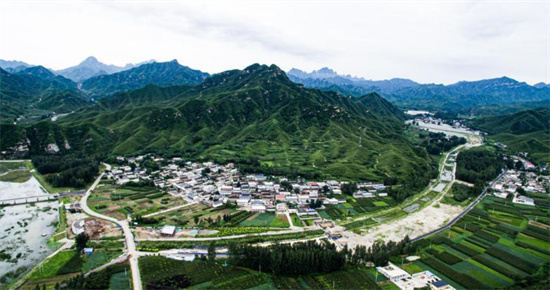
[0,0,547,84]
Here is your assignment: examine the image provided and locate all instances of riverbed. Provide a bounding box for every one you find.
[0,177,58,285]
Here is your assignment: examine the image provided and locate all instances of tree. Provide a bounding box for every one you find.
[75,233,89,251]
[515,160,523,170]
[208,241,216,262]
[194,216,199,225]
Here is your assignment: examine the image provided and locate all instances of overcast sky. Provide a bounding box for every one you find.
[1,0,548,84]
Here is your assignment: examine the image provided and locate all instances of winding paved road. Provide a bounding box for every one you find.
[80,167,143,290]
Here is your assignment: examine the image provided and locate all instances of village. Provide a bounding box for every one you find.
[105,155,389,223]
[491,156,550,207]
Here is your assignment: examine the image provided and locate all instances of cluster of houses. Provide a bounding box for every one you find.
[106,156,388,214]
[491,169,549,207]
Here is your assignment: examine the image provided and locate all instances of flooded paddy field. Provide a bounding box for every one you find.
[0,177,58,285]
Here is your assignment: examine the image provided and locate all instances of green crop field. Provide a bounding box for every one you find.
[238,213,290,227]
[88,180,186,220]
[28,251,80,279]
[410,195,550,288]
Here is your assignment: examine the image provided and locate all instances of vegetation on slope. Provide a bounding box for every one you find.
[55,64,435,188]
[468,108,550,163]
[0,67,92,123]
[81,60,208,98]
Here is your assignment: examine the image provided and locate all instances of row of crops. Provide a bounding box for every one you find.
[139,256,381,290]
[410,196,550,289]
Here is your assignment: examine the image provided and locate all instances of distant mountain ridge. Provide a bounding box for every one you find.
[386,76,550,112]
[0,67,92,122]
[288,68,549,114]
[287,67,419,95]
[55,56,155,82]
[0,59,32,70]
[81,60,209,98]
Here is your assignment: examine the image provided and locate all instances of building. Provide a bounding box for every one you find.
[160,225,176,236]
[376,263,411,282]
[513,195,535,206]
[391,270,454,290]
[276,203,288,212]
[83,248,94,255]
[72,219,85,235]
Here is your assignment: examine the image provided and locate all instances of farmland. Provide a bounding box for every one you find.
[408,196,550,289]
[139,256,382,290]
[88,180,186,220]
[21,247,125,289]
[239,213,290,228]
[318,196,397,221]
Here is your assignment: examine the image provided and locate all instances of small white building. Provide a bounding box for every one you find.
[72,219,85,235]
[161,225,176,236]
[513,195,535,206]
[376,262,411,282]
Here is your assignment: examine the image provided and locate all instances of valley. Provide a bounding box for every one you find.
[0,58,549,290]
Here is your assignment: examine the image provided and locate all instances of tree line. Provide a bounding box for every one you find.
[228,237,413,276]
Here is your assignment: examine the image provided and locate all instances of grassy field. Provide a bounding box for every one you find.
[0,169,31,183]
[411,196,550,288]
[28,251,80,279]
[0,161,26,173]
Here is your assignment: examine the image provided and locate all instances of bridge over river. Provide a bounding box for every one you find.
[0,193,59,205]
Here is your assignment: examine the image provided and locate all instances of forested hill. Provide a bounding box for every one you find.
[0,67,93,123]
[81,60,209,98]
[1,63,435,195]
[468,107,550,135]
[468,108,550,163]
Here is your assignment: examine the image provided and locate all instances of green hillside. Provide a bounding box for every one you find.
[3,64,435,190]
[0,67,93,123]
[81,60,208,98]
[469,108,550,163]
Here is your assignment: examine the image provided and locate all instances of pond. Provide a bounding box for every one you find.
[0,177,58,285]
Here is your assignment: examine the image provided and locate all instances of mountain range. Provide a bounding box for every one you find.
[55,56,156,82]
[1,64,435,189]
[81,60,209,98]
[289,68,550,114]
[0,60,209,122]
[287,67,419,96]
[0,66,92,123]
